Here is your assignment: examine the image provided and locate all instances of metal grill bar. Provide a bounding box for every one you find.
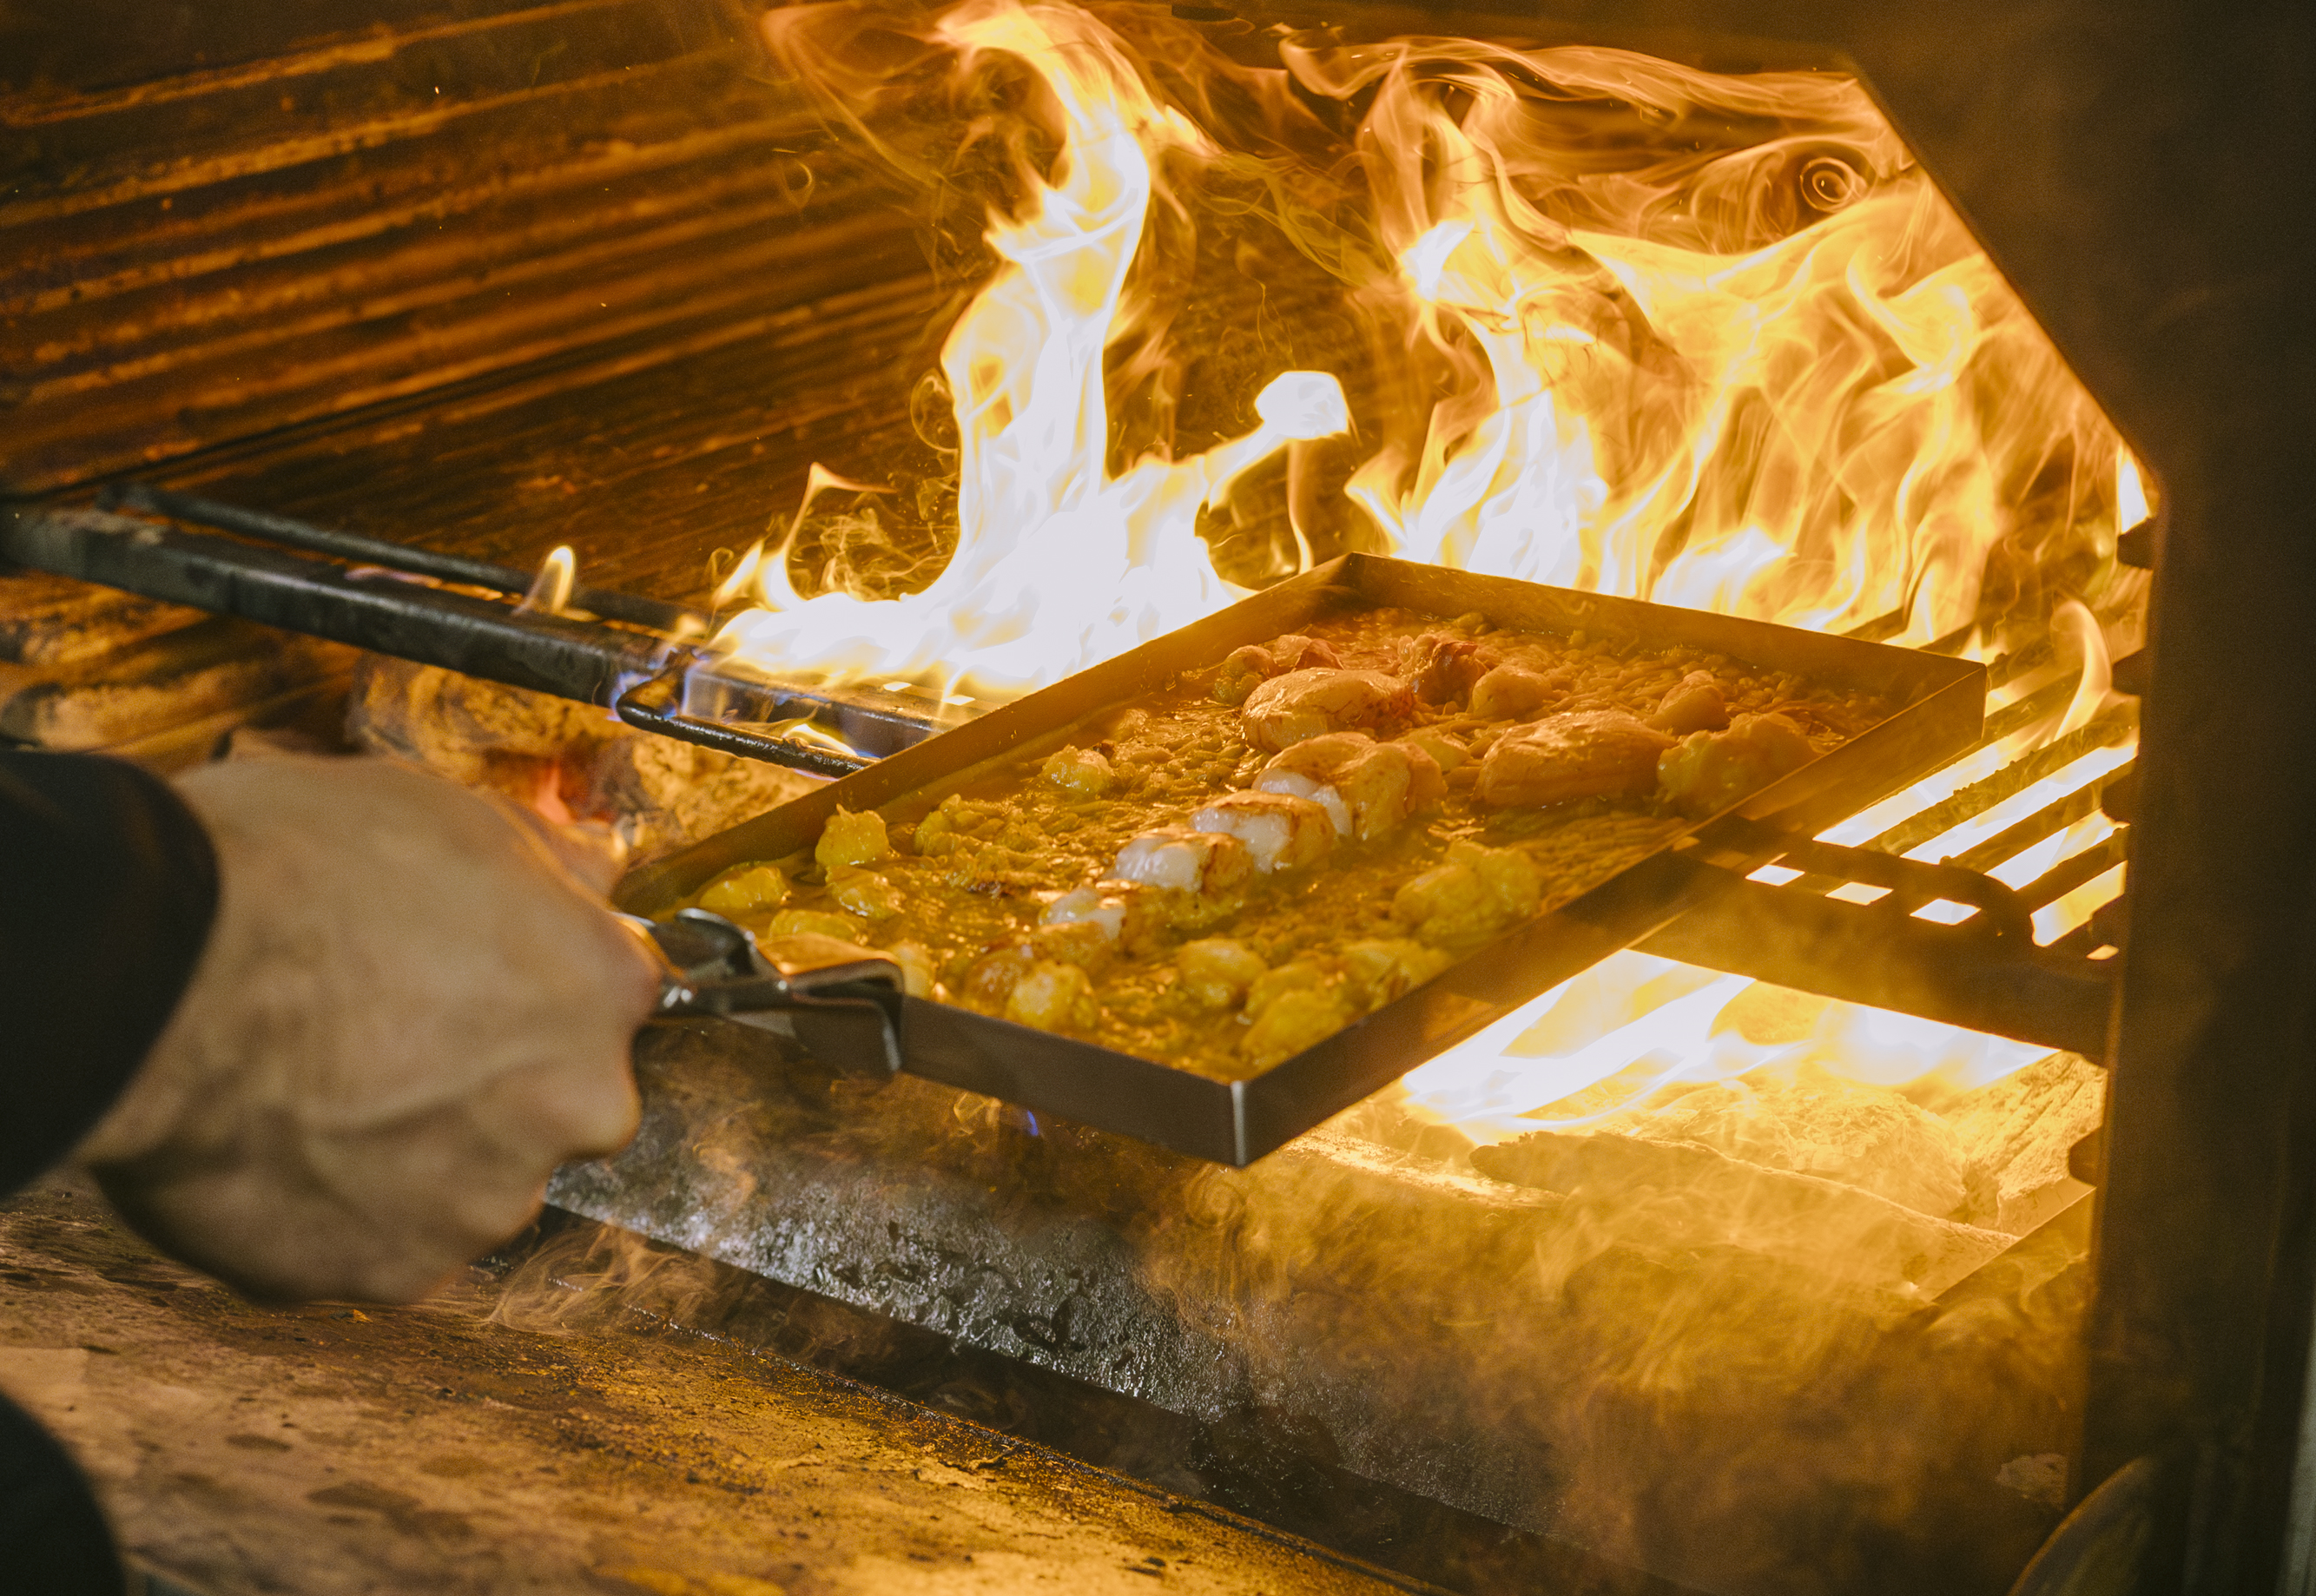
[1864,713,2135,854]
[97,482,711,635]
[1649,659,2136,1056]
[1950,766,2130,874]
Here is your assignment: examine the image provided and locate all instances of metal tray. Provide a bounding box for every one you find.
[617,554,1986,1164]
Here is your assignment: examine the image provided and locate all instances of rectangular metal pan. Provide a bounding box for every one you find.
[617,554,1987,1164]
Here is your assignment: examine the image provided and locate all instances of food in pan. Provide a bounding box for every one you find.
[679,607,1893,1080]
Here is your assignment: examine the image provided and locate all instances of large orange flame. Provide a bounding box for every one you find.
[715,3,2135,694]
[712,0,1348,696]
[714,0,2142,1119]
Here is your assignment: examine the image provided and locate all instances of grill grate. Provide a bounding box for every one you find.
[1646,671,2133,1058]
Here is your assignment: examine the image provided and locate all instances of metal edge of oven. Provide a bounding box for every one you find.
[617,552,1987,1164]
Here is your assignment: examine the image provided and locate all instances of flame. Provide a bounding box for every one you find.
[518,544,576,616]
[708,2,2144,1131]
[1320,36,2117,644]
[2117,445,2152,531]
[716,3,2136,695]
[711,0,1347,697]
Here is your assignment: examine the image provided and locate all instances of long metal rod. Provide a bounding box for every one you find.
[0,506,939,774]
[96,482,712,636]
[5,505,668,702]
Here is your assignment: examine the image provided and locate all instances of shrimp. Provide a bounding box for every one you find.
[1400,632,1501,705]
[1211,633,1343,705]
[1241,668,1412,752]
[1040,882,1162,952]
[1255,731,1446,841]
[1043,884,1127,941]
[1110,827,1256,894]
[1190,790,1336,874]
[1475,710,1675,808]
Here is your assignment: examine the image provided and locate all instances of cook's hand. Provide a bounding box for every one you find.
[75,755,658,1303]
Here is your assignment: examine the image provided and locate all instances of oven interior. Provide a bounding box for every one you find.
[4,1,2307,1593]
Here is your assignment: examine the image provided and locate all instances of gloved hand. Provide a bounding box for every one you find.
[75,755,658,1302]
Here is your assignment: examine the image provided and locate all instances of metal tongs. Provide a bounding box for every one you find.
[621,909,906,1078]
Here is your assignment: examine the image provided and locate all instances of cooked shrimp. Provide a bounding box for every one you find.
[1110,827,1256,894]
[1213,645,1276,707]
[1400,632,1500,705]
[1475,710,1675,808]
[1043,884,1129,942]
[1212,633,1343,705]
[1270,633,1342,672]
[1242,668,1412,752]
[1190,790,1335,873]
[1255,731,1446,841]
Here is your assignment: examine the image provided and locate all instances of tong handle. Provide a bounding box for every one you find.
[618,910,907,1078]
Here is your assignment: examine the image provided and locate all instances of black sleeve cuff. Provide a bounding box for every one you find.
[0,749,219,1194]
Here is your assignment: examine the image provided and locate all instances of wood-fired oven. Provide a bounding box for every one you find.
[1,1,2306,1591]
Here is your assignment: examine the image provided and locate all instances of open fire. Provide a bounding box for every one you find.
[0,0,2213,1585]
[694,0,2142,1139]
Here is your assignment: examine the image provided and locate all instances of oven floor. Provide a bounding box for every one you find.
[0,1180,1434,1596]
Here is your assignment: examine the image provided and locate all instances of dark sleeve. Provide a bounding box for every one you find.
[0,749,218,1195]
[0,1393,123,1595]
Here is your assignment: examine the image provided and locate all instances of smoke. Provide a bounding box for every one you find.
[1131,1106,2088,1595]
[485,1215,740,1340]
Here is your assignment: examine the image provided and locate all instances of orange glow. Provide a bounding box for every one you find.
[713,2,2143,1128]
[711,0,1347,697]
[712,1,2136,699]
